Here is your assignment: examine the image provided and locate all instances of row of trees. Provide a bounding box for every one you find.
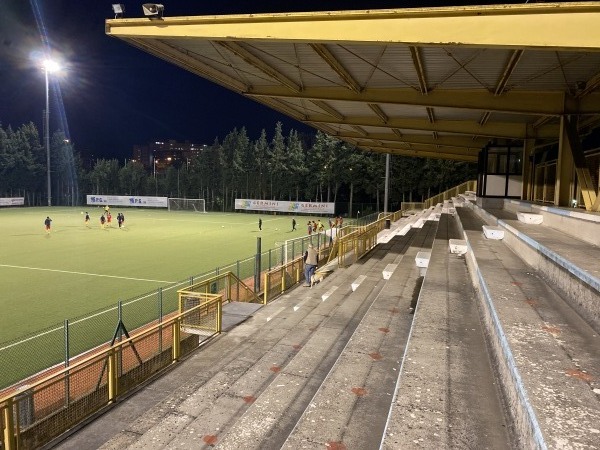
[0,121,476,214]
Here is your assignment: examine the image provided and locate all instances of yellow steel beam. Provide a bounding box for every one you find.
[363,141,480,156]
[368,104,389,124]
[312,100,345,120]
[562,116,599,210]
[364,145,478,162]
[495,49,524,95]
[426,107,435,123]
[246,86,600,116]
[556,116,576,207]
[126,38,248,92]
[351,125,368,136]
[409,46,428,94]
[106,3,600,51]
[349,134,489,149]
[575,70,600,98]
[309,44,362,93]
[217,41,302,92]
[259,97,308,119]
[306,115,559,139]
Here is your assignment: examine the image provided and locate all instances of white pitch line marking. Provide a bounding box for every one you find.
[0,264,174,284]
[0,279,190,353]
[266,306,286,322]
[322,286,338,301]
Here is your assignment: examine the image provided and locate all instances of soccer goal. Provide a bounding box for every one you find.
[168,198,206,212]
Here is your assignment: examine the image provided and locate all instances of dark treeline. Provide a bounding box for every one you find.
[0,121,476,214]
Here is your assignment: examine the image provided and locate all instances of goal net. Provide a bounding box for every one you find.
[168,198,206,212]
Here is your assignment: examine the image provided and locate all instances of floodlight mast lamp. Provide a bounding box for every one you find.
[112,4,125,19]
[42,59,60,207]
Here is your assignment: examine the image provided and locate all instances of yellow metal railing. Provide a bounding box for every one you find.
[423,180,477,208]
[399,201,425,212]
[0,296,222,450]
[180,272,261,305]
[262,243,334,304]
[334,215,387,267]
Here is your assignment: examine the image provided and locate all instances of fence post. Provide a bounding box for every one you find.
[2,398,16,450]
[217,300,222,333]
[226,273,232,301]
[268,249,272,271]
[158,287,163,353]
[254,237,261,292]
[64,319,70,407]
[107,348,118,403]
[281,267,286,293]
[117,301,123,377]
[263,272,268,305]
[236,260,240,300]
[172,318,181,362]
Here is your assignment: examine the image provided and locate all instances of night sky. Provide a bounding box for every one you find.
[0,0,522,159]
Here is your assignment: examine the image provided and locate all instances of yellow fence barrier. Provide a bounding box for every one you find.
[400,180,477,212]
[334,214,390,267]
[423,180,477,209]
[262,242,335,304]
[266,212,397,285]
[179,272,261,306]
[0,295,222,450]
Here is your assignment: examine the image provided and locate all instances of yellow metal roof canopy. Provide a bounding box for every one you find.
[106,2,600,162]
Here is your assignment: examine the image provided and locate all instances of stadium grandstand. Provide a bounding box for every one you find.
[2,3,599,449]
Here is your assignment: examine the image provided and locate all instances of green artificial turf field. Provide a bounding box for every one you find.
[0,206,319,345]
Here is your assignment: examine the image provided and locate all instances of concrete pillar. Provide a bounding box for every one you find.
[555,116,575,207]
[522,139,534,201]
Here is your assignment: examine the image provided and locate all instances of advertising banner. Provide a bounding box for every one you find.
[235,199,334,214]
[86,195,168,208]
[0,197,25,206]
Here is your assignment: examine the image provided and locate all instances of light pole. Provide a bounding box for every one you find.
[42,59,60,206]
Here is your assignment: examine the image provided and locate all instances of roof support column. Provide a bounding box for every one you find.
[559,116,599,210]
[522,139,534,201]
[555,116,576,208]
[384,153,390,214]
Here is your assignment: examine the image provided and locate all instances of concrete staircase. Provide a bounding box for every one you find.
[54,204,600,450]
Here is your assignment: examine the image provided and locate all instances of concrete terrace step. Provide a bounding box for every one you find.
[57,222,432,450]
[466,202,600,331]
[382,214,513,449]
[504,198,600,247]
[201,225,437,450]
[58,242,402,450]
[277,219,439,449]
[456,207,600,449]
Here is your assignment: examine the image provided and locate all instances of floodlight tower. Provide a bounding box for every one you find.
[42,59,60,207]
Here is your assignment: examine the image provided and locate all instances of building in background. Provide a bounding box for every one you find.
[132,140,207,173]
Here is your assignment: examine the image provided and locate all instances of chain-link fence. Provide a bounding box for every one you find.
[0,215,381,392]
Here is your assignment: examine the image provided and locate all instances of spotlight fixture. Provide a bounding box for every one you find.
[112,4,125,19]
[142,3,164,19]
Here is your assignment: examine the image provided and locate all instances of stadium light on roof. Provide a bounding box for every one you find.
[142,3,164,20]
[112,4,125,19]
